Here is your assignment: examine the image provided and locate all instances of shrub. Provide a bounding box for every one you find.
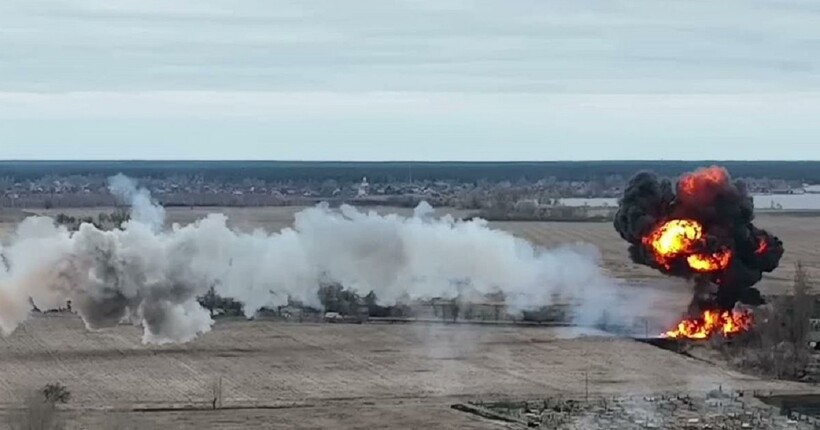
[42,383,70,404]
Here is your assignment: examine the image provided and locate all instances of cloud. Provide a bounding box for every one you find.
[1,91,819,120]
[1,0,819,160]
[0,0,819,93]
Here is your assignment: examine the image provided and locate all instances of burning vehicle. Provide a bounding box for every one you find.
[614,166,784,340]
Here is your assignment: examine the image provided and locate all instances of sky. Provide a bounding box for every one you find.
[1,0,819,161]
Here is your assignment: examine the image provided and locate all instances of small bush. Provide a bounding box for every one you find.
[42,383,70,404]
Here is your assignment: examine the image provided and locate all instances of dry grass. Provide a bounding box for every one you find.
[0,316,812,429]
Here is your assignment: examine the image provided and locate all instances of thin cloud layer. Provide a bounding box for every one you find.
[0,0,818,159]
[1,0,818,93]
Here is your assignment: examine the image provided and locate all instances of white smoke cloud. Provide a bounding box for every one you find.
[0,175,644,343]
[108,174,166,230]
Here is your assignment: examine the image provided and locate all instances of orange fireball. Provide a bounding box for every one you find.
[645,219,701,256]
[678,166,729,200]
[642,219,731,272]
[687,251,732,272]
[663,309,753,339]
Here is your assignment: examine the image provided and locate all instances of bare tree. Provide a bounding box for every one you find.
[729,261,814,379]
[792,261,813,347]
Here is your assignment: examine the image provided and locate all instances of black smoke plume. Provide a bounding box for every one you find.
[614,166,784,313]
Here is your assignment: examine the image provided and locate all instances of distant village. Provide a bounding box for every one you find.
[0,174,812,215]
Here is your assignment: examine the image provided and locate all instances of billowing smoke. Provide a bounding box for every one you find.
[108,174,166,231]
[0,175,636,343]
[614,166,784,314]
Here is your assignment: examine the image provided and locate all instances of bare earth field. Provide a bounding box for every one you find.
[0,207,818,428]
[0,316,811,429]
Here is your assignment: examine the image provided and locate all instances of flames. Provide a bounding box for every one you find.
[663,309,753,339]
[644,219,749,340]
[614,166,786,342]
[686,252,732,273]
[642,219,732,273]
[678,166,728,200]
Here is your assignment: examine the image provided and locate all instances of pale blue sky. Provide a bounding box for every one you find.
[1,0,819,160]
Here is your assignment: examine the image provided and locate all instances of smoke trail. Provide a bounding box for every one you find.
[0,175,638,343]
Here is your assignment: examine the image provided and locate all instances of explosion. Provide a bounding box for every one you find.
[663,309,753,340]
[614,166,784,340]
[642,219,732,273]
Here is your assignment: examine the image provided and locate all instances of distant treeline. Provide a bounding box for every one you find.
[2,160,820,183]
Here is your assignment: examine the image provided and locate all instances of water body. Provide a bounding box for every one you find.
[558,194,820,210]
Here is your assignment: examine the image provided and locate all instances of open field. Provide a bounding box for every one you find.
[0,315,813,429]
[0,207,818,427]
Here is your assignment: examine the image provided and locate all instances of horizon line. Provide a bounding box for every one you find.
[2,159,820,164]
